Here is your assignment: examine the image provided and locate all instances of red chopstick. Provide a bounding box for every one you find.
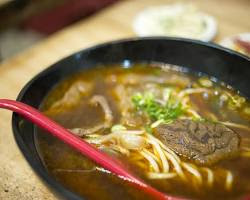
[0,99,180,200]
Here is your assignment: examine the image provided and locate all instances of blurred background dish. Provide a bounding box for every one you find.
[133,4,217,42]
[219,33,250,57]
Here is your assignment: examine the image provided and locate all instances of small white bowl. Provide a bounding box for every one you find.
[133,4,217,42]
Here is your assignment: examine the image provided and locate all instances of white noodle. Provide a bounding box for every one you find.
[178,88,210,99]
[146,138,169,173]
[225,170,233,190]
[79,122,238,192]
[140,150,160,172]
[201,167,214,187]
[182,162,202,185]
[186,109,202,119]
[151,119,165,128]
[164,151,185,180]
[147,172,176,179]
[220,121,250,131]
[143,148,162,165]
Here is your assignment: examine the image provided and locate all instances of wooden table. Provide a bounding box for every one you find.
[0,0,249,199]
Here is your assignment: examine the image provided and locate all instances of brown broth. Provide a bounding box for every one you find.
[35,64,250,200]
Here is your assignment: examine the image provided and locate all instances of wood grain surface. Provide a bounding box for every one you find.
[0,0,249,199]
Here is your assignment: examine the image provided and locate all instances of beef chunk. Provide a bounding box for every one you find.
[154,119,240,165]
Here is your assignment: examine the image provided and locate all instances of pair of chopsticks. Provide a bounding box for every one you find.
[0,99,182,200]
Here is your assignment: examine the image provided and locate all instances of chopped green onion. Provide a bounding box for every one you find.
[132,91,184,123]
[144,125,153,134]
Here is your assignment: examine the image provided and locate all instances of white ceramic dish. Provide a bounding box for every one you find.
[133,4,217,42]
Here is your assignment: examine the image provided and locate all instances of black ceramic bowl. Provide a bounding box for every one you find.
[12,37,250,200]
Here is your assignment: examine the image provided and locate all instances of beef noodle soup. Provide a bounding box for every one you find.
[35,63,250,199]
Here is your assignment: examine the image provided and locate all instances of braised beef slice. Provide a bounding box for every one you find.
[154,119,240,165]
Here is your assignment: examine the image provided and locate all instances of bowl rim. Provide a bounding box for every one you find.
[12,36,250,200]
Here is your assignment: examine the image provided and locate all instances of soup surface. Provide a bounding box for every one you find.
[35,63,250,200]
